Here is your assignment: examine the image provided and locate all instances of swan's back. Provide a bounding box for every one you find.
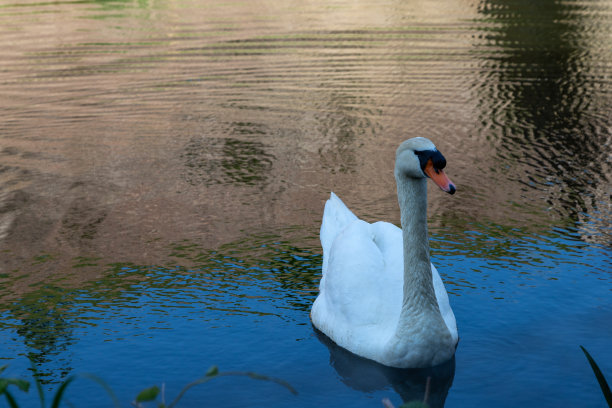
[312,193,458,365]
[313,193,404,355]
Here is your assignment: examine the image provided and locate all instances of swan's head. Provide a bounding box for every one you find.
[395,137,456,194]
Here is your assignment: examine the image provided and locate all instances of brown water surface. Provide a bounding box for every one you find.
[3,0,608,285]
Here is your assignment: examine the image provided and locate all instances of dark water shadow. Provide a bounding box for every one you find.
[313,326,455,408]
[475,0,610,226]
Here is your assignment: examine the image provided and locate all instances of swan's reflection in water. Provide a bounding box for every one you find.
[314,327,455,408]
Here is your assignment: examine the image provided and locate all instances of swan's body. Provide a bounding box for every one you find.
[311,137,458,368]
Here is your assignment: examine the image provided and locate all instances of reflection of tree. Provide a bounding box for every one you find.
[168,236,322,314]
[258,242,322,312]
[476,0,610,224]
[314,91,381,174]
[2,235,320,388]
[91,0,149,12]
[10,286,74,384]
[182,137,275,186]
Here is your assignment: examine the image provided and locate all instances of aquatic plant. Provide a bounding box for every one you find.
[0,364,296,408]
[1,347,609,407]
[0,364,29,408]
[131,365,297,408]
[1,362,120,408]
[581,346,611,407]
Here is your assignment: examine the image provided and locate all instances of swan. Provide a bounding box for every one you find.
[311,137,459,368]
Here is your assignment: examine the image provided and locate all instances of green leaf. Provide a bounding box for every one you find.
[13,379,30,393]
[15,379,29,393]
[0,378,30,394]
[0,365,7,375]
[205,366,219,377]
[580,346,612,407]
[135,385,160,403]
[50,375,76,408]
[3,389,19,408]
[33,374,44,408]
[168,368,297,408]
[242,371,298,396]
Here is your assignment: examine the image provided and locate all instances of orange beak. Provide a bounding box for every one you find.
[424,159,456,194]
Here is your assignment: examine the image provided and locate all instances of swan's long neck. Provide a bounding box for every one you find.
[387,173,452,364]
[396,175,438,313]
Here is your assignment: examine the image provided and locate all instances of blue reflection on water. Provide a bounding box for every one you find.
[1,225,610,407]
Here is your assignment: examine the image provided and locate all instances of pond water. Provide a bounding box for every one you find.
[0,0,610,407]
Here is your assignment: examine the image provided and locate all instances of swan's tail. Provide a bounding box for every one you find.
[320,192,358,257]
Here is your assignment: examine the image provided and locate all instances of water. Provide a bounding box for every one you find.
[0,0,610,406]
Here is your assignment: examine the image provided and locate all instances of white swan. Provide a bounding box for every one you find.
[311,137,459,368]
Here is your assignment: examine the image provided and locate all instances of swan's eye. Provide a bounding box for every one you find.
[415,150,446,173]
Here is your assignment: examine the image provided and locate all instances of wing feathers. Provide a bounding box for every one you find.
[320,192,358,257]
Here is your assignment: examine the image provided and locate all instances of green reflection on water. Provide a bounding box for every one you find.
[182,137,275,186]
[430,213,590,260]
[8,285,74,384]
[474,0,609,222]
[1,231,324,384]
[0,231,322,358]
[2,217,608,387]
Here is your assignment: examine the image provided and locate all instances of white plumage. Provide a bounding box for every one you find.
[311,137,458,368]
